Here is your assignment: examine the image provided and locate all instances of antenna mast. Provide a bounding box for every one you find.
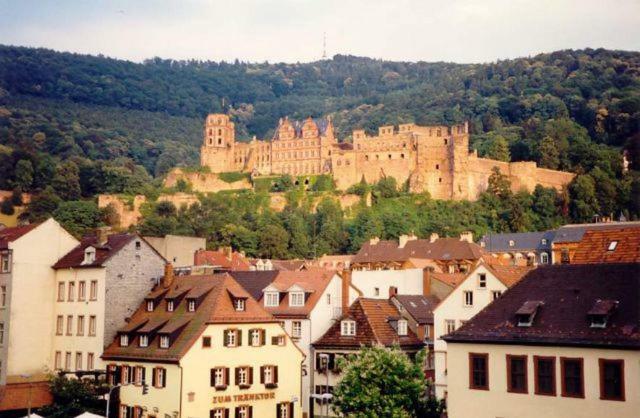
[322,32,327,59]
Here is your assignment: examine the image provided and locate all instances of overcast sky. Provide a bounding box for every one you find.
[1,0,639,64]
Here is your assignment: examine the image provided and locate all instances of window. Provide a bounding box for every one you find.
[159,335,170,348]
[0,252,11,273]
[277,402,293,418]
[68,282,75,301]
[87,353,94,370]
[326,293,331,304]
[478,273,486,288]
[507,355,528,393]
[66,315,73,335]
[261,365,278,388]
[65,352,71,370]
[561,248,570,264]
[463,291,473,307]
[57,282,65,301]
[264,292,279,307]
[83,248,95,264]
[289,292,304,307]
[211,367,228,389]
[120,334,129,347]
[75,352,82,371]
[469,353,489,390]
[0,323,3,345]
[54,351,62,370]
[56,315,64,335]
[235,405,251,418]
[235,366,252,387]
[250,329,263,346]
[492,291,502,300]
[234,298,245,311]
[89,315,96,336]
[541,238,548,245]
[78,281,86,301]
[187,299,196,312]
[152,367,166,388]
[508,240,515,247]
[89,280,98,300]
[445,319,456,334]
[224,329,239,347]
[0,285,5,308]
[397,319,408,336]
[607,241,618,251]
[146,300,154,312]
[133,366,145,385]
[561,357,584,398]
[374,287,380,296]
[139,334,149,347]
[599,359,624,401]
[77,315,85,336]
[202,336,212,348]
[292,321,302,338]
[167,300,174,312]
[341,320,356,336]
[135,240,141,250]
[271,335,286,346]
[541,252,549,264]
[534,356,556,396]
[211,408,227,418]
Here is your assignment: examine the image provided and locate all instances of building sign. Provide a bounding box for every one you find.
[212,392,276,404]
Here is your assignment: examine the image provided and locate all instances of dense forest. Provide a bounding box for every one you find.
[0,45,639,255]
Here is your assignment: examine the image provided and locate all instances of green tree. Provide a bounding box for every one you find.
[25,186,62,222]
[532,185,560,230]
[0,199,15,215]
[538,136,560,169]
[13,159,34,190]
[485,135,511,162]
[52,161,82,200]
[332,346,441,418]
[53,200,103,236]
[257,223,289,259]
[373,176,399,199]
[569,174,599,222]
[39,375,104,418]
[487,167,512,198]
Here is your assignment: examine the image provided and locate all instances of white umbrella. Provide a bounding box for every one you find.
[74,413,104,418]
[20,414,44,418]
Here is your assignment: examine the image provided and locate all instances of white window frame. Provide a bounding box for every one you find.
[463,290,473,307]
[120,334,129,347]
[264,365,274,384]
[75,352,82,371]
[139,334,148,347]
[188,299,196,312]
[0,252,11,273]
[234,298,246,311]
[56,315,64,335]
[57,282,65,302]
[214,367,225,386]
[541,252,549,264]
[78,281,86,301]
[478,273,487,288]
[146,300,154,312]
[77,315,84,336]
[89,280,98,300]
[160,335,170,348]
[279,403,290,418]
[264,292,279,307]
[492,290,502,301]
[250,329,261,346]
[292,321,302,338]
[87,352,94,370]
[66,315,73,335]
[54,351,62,370]
[289,292,304,307]
[167,300,174,312]
[225,330,237,347]
[397,319,408,336]
[89,315,96,336]
[212,409,224,418]
[341,320,356,336]
[68,282,75,301]
[608,241,618,251]
[445,319,456,334]
[238,367,248,385]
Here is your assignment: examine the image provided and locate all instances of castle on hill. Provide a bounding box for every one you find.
[174,113,575,200]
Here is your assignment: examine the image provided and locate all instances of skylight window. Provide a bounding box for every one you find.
[607,241,618,251]
[515,301,543,327]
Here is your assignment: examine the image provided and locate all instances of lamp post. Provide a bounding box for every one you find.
[105,384,122,418]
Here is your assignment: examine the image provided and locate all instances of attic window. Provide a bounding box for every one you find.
[588,299,618,329]
[187,299,196,312]
[119,334,129,347]
[167,300,175,312]
[146,300,154,312]
[83,247,96,265]
[234,298,246,312]
[289,292,305,307]
[341,320,356,336]
[509,240,515,247]
[398,319,408,336]
[135,241,141,250]
[515,301,543,327]
[541,239,547,245]
[265,292,279,307]
[139,334,148,347]
[159,335,170,348]
[478,273,487,288]
[607,241,618,251]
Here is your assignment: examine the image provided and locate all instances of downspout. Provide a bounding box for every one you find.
[178,363,184,418]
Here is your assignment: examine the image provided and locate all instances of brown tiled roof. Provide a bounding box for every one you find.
[572,227,640,264]
[102,274,277,362]
[312,298,424,350]
[0,223,39,249]
[194,249,251,270]
[0,380,52,411]
[484,264,534,287]
[229,270,279,301]
[262,269,335,318]
[271,259,308,271]
[431,272,466,288]
[53,233,139,269]
[444,263,640,349]
[392,294,440,324]
[352,237,486,264]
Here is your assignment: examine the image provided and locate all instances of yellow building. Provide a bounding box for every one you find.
[102,267,304,418]
[443,263,640,418]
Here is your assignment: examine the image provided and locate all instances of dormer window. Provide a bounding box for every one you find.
[341,320,356,336]
[588,299,618,329]
[146,300,154,312]
[480,241,486,248]
[607,241,618,251]
[159,335,170,348]
[478,273,487,288]
[188,299,196,312]
[398,319,408,336]
[541,238,547,245]
[139,334,148,347]
[119,334,129,347]
[515,301,543,327]
[83,247,96,265]
[264,292,280,307]
[234,298,246,312]
[167,300,175,312]
[289,292,304,307]
[509,240,515,247]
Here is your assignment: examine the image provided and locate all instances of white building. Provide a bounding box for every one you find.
[433,262,532,398]
[349,268,426,299]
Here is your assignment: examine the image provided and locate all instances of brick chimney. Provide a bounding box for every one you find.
[423,267,433,296]
[369,237,380,246]
[341,270,352,313]
[429,233,439,243]
[96,226,111,245]
[389,286,398,298]
[162,263,175,289]
[459,231,473,243]
[398,234,417,249]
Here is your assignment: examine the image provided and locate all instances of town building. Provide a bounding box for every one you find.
[144,235,206,268]
[478,231,555,265]
[168,114,574,200]
[311,298,425,417]
[443,263,640,418]
[194,247,251,272]
[230,269,357,417]
[571,227,640,264]
[313,255,353,271]
[433,262,532,398]
[52,233,166,374]
[102,268,305,418]
[0,220,79,412]
[351,233,485,273]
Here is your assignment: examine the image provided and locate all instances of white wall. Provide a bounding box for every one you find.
[433,264,507,398]
[351,268,423,299]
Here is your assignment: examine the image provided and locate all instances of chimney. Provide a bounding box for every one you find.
[459,231,473,243]
[389,286,398,298]
[97,226,111,245]
[341,270,352,314]
[222,246,232,258]
[369,237,380,246]
[429,233,439,243]
[398,234,417,249]
[423,267,433,296]
[162,263,175,289]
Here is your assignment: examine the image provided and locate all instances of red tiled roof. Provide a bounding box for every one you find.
[431,272,466,288]
[484,264,535,288]
[572,227,640,264]
[312,298,424,350]
[392,294,440,324]
[103,274,276,362]
[0,380,52,411]
[444,263,640,349]
[194,249,251,270]
[53,233,136,269]
[352,237,486,264]
[0,223,39,249]
[262,269,335,318]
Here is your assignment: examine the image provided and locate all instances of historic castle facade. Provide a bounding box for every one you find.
[193,113,574,200]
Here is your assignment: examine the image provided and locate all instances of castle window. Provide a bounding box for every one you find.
[388,154,392,159]
[376,155,379,160]
[436,164,440,169]
[401,154,405,159]
[439,178,442,183]
[365,155,369,161]
[444,138,448,145]
[218,129,222,135]
[209,129,212,135]
[218,138,222,145]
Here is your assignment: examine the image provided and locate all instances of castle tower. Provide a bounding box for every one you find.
[200,114,235,172]
[450,122,471,200]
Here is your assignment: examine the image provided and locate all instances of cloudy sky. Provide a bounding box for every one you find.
[1,0,639,63]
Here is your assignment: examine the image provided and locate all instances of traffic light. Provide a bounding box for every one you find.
[142,380,149,395]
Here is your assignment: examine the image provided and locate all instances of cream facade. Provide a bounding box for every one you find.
[446,342,640,418]
[144,235,206,268]
[350,268,424,299]
[433,264,508,398]
[114,322,304,418]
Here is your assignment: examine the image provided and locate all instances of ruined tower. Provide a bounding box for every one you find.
[200,114,235,172]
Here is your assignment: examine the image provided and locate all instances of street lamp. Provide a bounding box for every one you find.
[105,384,122,418]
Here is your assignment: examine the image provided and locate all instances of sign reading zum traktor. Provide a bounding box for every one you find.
[212,392,276,404]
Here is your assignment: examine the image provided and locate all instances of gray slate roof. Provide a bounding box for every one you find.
[553,221,640,244]
[479,231,555,252]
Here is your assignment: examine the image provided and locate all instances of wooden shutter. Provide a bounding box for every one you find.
[271,336,278,345]
[224,409,229,418]
[141,367,146,385]
[209,410,214,418]
[234,407,239,418]
[224,368,230,386]
[237,330,242,346]
[248,367,253,385]
[210,369,215,387]
[315,354,321,370]
[260,329,266,346]
[161,368,166,387]
[151,367,157,387]
[223,330,228,347]
[276,404,281,418]
[289,402,294,418]
[234,367,240,385]
[328,354,335,371]
[274,366,278,384]
[248,406,253,418]
[260,366,265,384]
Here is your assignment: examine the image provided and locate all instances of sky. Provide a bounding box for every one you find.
[1,0,639,64]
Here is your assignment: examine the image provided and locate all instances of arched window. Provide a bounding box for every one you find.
[218,129,222,135]
[218,138,222,145]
